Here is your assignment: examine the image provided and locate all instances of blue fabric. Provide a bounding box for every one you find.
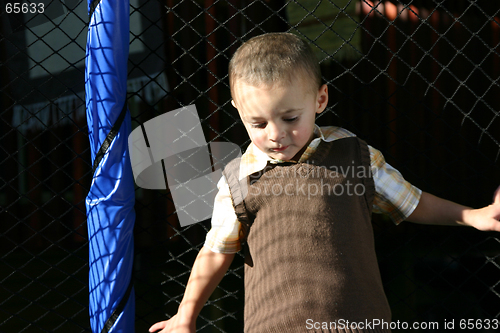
[85,0,135,331]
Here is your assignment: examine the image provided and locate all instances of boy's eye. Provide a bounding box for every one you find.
[251,122,266,129]
[250,117,297,129]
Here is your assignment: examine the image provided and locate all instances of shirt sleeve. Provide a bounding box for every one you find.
[369,146,422,224]
[204,175,243,254]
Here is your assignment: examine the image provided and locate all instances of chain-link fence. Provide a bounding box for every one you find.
[1,0,500,332]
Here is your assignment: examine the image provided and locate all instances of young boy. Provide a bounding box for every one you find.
[150,33,500,333]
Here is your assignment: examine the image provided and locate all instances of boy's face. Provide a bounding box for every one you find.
[231,77,328,161]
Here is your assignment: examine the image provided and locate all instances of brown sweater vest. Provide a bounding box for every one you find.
[226,137,391,333]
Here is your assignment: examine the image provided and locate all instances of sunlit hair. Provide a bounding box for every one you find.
[229,32,322,95]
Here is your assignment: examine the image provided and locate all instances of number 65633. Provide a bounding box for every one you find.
[5,2,44,14]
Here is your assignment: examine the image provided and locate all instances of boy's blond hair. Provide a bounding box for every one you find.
[228,32,322,94]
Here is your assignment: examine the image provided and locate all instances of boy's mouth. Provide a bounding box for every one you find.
[271,146,288,152]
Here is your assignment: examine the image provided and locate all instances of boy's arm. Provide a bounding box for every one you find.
[149,246,235,333]
[406,188,500,231]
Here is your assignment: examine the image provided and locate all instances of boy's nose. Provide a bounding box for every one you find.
[267,123,285,142]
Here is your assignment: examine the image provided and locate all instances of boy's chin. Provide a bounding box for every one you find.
[266,151,290,161]
[269,149,300,162]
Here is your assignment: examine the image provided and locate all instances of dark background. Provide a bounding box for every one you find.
[1,0,499,332]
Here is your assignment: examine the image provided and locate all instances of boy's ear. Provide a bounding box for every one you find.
[231,99,237,109]
[316,84,328,114]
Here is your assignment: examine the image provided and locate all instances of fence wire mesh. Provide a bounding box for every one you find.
[1,0,500,332]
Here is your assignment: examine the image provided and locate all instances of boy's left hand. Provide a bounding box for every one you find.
[408,186,500,231]
[465,185,500,232]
